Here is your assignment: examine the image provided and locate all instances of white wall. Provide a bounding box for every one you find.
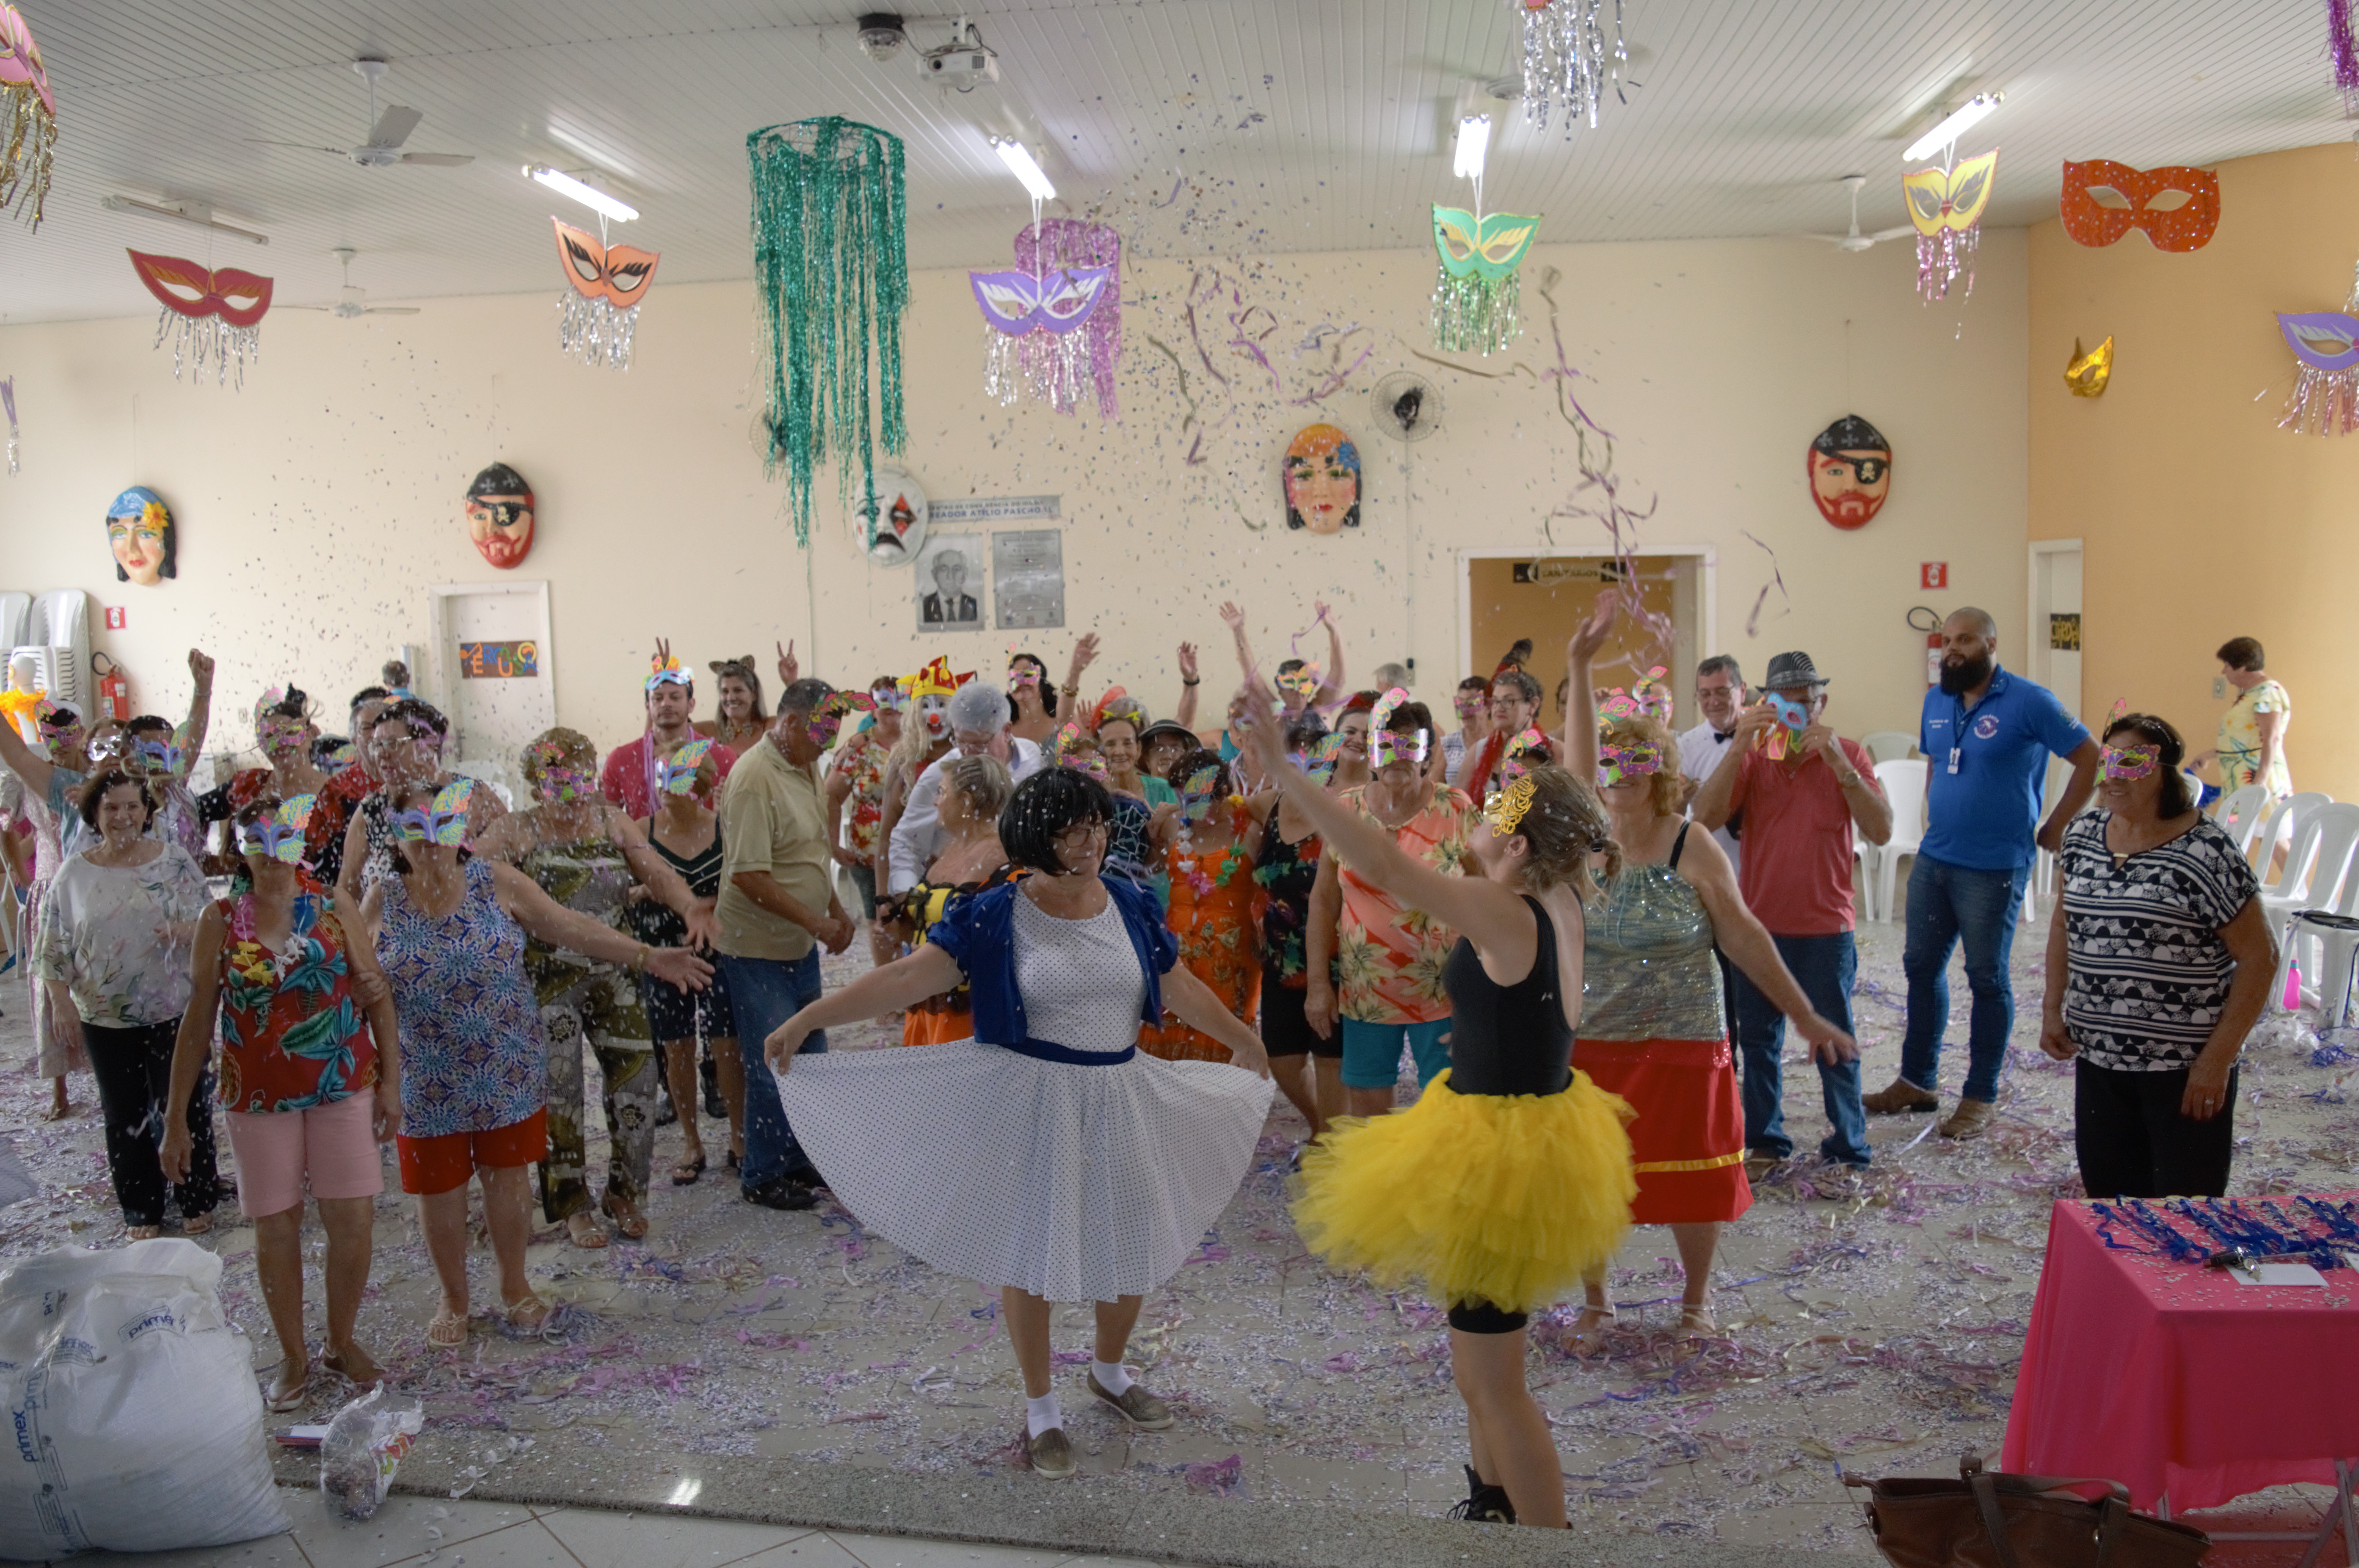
[0,231,2026,759]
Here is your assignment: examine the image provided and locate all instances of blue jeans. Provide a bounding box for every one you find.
[718,951,827,1192]
[1898,855,2030,1104]
[1732,932,1869,1167]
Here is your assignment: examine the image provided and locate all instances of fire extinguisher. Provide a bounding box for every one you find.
[1908,606,1944,688]
[93,652,131,722]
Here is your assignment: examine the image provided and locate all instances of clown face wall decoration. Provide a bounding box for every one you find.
[1807,416,1891,530]
[1283,424,1362,534]
[105,487,175,585]
[861,464,929,564]
[465,462,536,569]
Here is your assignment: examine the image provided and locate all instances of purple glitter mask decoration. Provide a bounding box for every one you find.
[2279,311,2359,372]
[536,764,593,804]
[238,793,316,863]
[2101,744,2160,781]
[973,219,1122,420]
[133,737,181,776]
[2277,262,2359,436]
[969,268,1110,335]
[1599,742,1664,788]
[395,779,474,846]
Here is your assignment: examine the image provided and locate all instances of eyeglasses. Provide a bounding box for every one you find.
[1052,821,1107,848]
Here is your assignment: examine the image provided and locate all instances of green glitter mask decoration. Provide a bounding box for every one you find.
[747,116,910,546]
[1430,205,1539,356]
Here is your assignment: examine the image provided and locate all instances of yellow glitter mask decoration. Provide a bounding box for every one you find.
[2065,335,2113,397]
[1485,774,1539,837]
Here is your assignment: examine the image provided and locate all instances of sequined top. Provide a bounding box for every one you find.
[1579,828,1725,1043]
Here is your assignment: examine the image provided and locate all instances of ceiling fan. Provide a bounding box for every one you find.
[248,59,473,170]
[284,248,420,319]
[1797,174,1913,252]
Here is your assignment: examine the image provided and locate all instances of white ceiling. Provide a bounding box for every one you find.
[0,0,2346,323]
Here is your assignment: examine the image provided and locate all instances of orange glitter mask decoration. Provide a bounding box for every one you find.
[2059,161,2219,253]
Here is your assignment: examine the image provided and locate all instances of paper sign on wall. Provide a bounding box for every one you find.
[459,640,540,679]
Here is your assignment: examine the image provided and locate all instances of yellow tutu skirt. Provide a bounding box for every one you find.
[1291,1068,1637,1314]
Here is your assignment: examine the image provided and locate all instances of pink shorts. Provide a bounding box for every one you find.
[222,1092,386,1217]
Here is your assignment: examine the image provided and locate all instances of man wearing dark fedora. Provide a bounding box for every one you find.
[1692,650,1887,1179]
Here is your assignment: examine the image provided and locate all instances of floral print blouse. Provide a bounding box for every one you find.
[33,844,209,1027]
[213,875,376,1113]
[1327,783,1478,1026]
[834,728,892,859]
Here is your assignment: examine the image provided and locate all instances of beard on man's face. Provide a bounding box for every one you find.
[1939,650,1995,695]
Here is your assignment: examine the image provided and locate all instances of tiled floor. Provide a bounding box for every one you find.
[44,1490,1172,1568]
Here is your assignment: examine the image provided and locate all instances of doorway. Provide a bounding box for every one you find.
[429,582,555,803]
[2029,541,2083,724]
[1458,551,1710,733]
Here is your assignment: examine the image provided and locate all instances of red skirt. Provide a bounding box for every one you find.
[1572,1037,1751,1224]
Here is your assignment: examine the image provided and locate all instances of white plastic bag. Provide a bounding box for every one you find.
[0,1238,288,1558]
[319,1386,423,1520]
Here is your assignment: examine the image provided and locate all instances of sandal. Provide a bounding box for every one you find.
[426,1309,468,1349]
[501,1293,553,1333]
[125,1224,162,1241]
[322,1344,384,1388]
[670,1152,707,1187]
[1677,1305,1719,1339]
[601,1191,649,1240]
[181,1210,213,1236]
[264,1367,310,1414]
[1567,1305,1616,1358]
[564,1211,609,1250]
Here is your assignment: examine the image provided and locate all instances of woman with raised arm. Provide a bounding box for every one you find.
[0,700,94,1117]
[763,768,1273,1481]
[1237,682,1635,1531]
[1561,602,1855,1348]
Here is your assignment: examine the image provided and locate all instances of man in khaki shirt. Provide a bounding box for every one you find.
[715,678,854,1210]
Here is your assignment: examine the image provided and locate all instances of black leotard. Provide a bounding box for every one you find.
[1438,894,1574,1097]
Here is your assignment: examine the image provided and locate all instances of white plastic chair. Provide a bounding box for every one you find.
[2248,792,2330,877]
[1872,759,1927,923]
[1861,731,1916,765]
[2024,764,2083,923]
[2211,784,2271,855]
[28,590,87,709]
[2259,801,2359,931]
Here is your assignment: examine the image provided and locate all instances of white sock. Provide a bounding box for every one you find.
[1092,1358,1134,1396]
[1025,1392,1062,1437]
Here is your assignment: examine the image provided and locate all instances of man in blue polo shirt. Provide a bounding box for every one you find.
[1862,608,2099,1140]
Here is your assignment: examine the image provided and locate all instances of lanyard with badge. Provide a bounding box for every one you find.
[1949,695,1968,775]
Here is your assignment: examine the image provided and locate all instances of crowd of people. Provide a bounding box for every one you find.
[0,602,2289,1524]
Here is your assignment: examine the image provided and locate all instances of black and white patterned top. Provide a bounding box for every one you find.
[2057,813,2261,1071]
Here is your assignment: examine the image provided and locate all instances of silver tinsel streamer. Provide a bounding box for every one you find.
[1916,225,1979,304]
[558,291,641,371]
[2281,261,2359,437]
[153,306,259,389]
[980,325,1092,414]
[1519,0,1627,131]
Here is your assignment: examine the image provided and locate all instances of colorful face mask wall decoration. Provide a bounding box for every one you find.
[552,217,660,371]
[1807,415,1892,530]
[1283,425,1361,534]
[465,462,536,569]
[0,2,56,230]
[660,738,714,797]
[2276,260,2359,438]
[1431,205,1539,355]
[2059,161,2219,252]
[972,218,1123,419]
[129,250,273,388]
[240,793,316,862]
[105,487,176,585]
[395,779,475,846]
[1902,149,1997,303]
[2065,336,2114,398]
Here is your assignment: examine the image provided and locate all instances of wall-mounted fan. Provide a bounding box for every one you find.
[247,59,474,170]
[1370,371,1444,442]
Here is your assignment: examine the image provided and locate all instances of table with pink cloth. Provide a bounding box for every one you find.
[2003,1196,2359,1509]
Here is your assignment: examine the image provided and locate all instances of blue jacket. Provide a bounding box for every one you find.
[926,877,1176,1051]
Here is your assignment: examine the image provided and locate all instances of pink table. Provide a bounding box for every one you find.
[2004,1197,2359,1511]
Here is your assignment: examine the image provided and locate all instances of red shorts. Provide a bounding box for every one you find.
[396,1109,547,1196]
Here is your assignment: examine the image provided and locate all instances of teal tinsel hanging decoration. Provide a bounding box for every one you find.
[1431,270,1523,356]
[747,116,909,546]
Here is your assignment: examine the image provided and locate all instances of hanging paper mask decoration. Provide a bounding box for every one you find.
[2065,336,2114,398]
[239,794,317,863]
[0,3,55,230]
[1,376,16,475]
[1283,425,1362,534]
[1902,150,1997,303]
[746,116,909,546]
[395,779,474,846]
[1431,207,1539,355]
[1516,0,1627,131]
[464,462,535,568]
[2059,161,2219,253]
[2277,261,2359,438]
[128,250,273,387]
[972,218,1123,420]
[1807,415,1892,530]
[105,486,175,585]
[551,218,659,372]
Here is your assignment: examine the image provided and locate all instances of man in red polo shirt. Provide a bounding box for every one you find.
[603,652,737,818]
[1691,650,1888,1176]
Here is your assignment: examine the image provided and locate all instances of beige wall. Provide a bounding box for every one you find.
[0,230,2025,762]
[2030,142,2354,798]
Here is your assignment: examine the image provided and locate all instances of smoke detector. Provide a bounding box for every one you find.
[857,13,907,63]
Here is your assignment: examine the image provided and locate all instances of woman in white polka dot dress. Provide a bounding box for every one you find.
[766,769,1275,1479]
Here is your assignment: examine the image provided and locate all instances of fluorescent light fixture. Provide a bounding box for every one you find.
[523,164,638,222]
[1453,114,1492,181]
[99,195,269,246]
[991,137,1055,202]
[1903,93,2003,162]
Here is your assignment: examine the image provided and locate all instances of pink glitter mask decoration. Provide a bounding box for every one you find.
[2101,744,2160,781]
[1599,667,1672,724]
[1372,728,1430,767]
[1598,742,1664,787]
[535,762,594,803]
[1498,726,1549,784]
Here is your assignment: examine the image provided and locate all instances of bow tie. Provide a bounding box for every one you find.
[1713,730,1733,744]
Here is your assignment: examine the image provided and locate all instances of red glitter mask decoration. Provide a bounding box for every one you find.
[128,250,273,387]
[2059,161,2219,253]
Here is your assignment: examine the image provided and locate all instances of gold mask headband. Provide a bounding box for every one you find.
[1486,774,1539,837]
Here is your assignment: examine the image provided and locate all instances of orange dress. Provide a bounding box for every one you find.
[1140,804,1264,1063]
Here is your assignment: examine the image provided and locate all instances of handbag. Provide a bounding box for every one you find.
[1842,1454,2210,1568]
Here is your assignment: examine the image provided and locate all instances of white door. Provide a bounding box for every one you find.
[429,583,555,772]
[2032,544,2082,723]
